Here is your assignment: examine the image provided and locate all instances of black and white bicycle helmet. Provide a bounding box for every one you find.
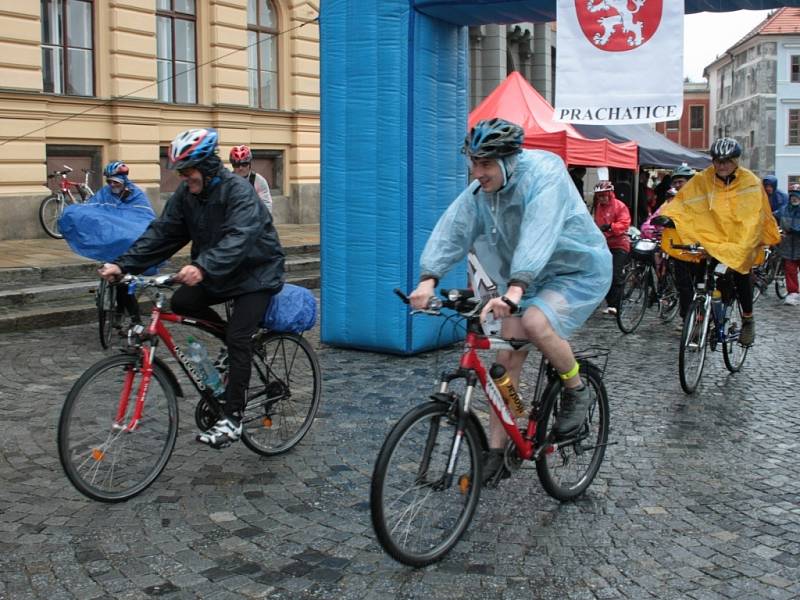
[709,137,741,161]
[463,118,524,159]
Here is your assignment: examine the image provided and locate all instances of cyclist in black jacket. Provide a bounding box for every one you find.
[99,128,286,448]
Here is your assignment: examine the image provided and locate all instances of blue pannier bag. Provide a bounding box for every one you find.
[263,284,317,333]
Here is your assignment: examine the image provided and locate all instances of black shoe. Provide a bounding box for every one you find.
[482,449,510,487]
[554,384,593,438]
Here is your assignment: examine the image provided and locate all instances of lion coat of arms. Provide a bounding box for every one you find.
[586,0,647,48]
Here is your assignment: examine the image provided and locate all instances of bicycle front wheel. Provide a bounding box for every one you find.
[535,363,609,501]
[370,401,483,567]
[58,354,178,502]
[722,299,749,372]
[241,332,321,456]
[39,194,66,239]
[679,299,709,394]
[616,263,648,334]
[96,279,120,349]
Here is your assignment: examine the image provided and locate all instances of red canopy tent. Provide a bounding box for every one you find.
[469,71,638,170]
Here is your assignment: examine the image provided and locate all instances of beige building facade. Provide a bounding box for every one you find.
[0,0,320,240]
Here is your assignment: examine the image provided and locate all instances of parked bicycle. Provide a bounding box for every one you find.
[58,274,321,502]
[752,242,787,303]
[616,229,679,333]
[39,165,94,239]
[370,288,610,566]
[673,244,749,394]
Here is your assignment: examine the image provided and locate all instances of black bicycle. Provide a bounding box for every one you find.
[752,243,787,303]
[673,244,749,394]
[616,231,679,333]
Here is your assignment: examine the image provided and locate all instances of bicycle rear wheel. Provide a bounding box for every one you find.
[96,280,121,349]
[535,363,609,501]
[370,401,483,567]
[658,266,680,322]
[39,194,66,239]
[775,263,788,299]
[58,354,178,502]
[722,299,749,372]
[240,332,321,456]
[616,263,648,334]
[679,299,709,394]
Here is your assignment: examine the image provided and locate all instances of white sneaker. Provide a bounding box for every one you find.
[605,307,617,316]
[785,293,800,306]
[196,417,242,449]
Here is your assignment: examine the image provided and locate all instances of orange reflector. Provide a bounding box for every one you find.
[92,448,105,461]
[262,417,272,428]
[458,474,470,494]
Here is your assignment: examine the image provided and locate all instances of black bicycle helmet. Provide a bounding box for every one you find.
[709,137,741,161]
[463,118,524,159]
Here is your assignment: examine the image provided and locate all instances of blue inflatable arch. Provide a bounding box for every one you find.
[320,0,800,354]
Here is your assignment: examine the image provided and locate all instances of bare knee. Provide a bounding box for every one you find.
[521,307,556,345]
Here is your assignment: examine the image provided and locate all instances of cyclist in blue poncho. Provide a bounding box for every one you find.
[60,161,156,325]
[409,118,612,483]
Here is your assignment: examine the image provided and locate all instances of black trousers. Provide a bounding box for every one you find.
[606,249,629,310]
[171,285,277,417]
[675,259,753,318]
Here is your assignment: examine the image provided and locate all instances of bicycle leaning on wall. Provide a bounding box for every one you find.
[39,165,93,239]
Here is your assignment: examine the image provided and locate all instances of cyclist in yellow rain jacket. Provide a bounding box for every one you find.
[659,138,780,346]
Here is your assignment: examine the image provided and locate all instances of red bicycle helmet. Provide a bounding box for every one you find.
[229,145,253,164]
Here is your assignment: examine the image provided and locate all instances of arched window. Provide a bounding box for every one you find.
[247,0,278,109]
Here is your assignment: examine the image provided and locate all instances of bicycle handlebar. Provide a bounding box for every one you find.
[117,273,178,289]
[670,241,707,254]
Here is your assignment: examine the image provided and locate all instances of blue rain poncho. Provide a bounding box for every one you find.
[59,182,157,266]
[420,150,612,339]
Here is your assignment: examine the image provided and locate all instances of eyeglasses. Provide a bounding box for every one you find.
[712,157,737,167]
[231,162,250,168]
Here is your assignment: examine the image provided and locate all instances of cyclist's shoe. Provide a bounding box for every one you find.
[784,293,800,306]
[604,307,617,316]
[553,384,592,439]
[739,316,755,346]
[196,416,242,449]
[482,449,510,488]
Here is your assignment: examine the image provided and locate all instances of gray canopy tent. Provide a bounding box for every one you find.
[574,123,711,170]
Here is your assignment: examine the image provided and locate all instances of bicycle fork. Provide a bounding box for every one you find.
[113,349,155,432]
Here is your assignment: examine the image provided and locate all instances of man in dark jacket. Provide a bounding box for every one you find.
[763,174,788,216]
[99,128,285,448]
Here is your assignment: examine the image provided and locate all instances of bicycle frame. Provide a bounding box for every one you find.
[437,330,557,477]
[112,285,225,432]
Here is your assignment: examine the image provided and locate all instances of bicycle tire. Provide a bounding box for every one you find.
[370,401,483,567]
[775,263,788,299]
[722,299,749,372]
[58,354,178,502]
[658,267,680,323]
[616,263,648,334]
[240,332,321,456]
[535,363,609,501]
[679,299,709,394]
[39,193,66,239]
[96,280,119,349]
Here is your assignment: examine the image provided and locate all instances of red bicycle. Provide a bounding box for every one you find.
[57,274,321,502]
[39,164,94,238]
[370,288,610,566]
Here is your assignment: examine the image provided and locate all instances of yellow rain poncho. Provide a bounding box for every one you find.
[660,166,780,274]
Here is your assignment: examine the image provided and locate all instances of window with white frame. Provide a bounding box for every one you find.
[247,0,279,109]
[156,0,197,104]
[41,0,94,96]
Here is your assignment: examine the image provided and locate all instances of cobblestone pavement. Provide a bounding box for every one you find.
[1,294,799,600]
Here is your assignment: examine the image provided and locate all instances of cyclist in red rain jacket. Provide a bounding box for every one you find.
[592,181,631,315]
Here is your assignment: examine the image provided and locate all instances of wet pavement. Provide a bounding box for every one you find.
[1,292,799,599]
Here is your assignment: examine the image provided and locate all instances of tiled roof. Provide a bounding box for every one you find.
[729,8,800,51]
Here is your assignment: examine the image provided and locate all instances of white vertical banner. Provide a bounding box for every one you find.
[555,0,684,124]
